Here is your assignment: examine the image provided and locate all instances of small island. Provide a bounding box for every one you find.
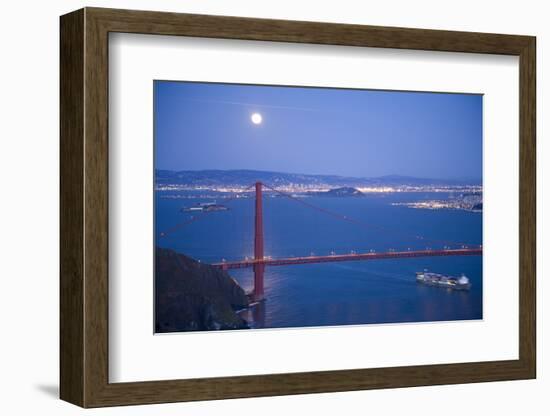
[307,187,364,197]
[181,201,229,212]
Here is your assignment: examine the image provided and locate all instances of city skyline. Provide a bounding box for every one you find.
[155,167,481,183]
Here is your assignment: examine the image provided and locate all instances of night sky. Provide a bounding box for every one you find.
[154,81,482,180]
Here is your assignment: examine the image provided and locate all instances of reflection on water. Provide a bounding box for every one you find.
[156,192,482,329]
[231,257,481,329]
[239,301,267,329]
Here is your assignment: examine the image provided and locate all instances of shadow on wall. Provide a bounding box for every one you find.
[34,384,58,399]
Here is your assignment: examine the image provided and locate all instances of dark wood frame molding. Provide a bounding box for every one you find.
[60,7,536,408]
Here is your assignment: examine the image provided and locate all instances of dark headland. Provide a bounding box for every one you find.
[155,247,250,332]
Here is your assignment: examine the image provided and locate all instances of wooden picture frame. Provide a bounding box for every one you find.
[60,7,536,408]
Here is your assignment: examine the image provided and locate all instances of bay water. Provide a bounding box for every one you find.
[155,192,482,329]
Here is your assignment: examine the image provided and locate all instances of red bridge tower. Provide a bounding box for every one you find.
[253,182,265,301]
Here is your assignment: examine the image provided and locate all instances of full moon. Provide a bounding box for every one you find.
[251,113,263,125]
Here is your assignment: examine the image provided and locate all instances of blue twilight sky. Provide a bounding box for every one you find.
[154,81,482,180]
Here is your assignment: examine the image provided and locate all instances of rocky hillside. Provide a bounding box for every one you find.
[155,247,249,332]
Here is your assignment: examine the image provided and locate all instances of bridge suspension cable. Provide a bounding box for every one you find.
[158,182,256,238]
[158,181,478,250]
[261,183,477,249]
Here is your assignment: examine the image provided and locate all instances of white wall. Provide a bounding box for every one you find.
[0,0,545,414]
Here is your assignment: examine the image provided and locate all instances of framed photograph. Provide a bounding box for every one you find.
[60,7,536,407]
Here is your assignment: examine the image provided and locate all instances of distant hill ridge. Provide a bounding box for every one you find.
[156,169,480,187]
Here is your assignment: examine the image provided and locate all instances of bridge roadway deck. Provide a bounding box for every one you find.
[211,248,482,270]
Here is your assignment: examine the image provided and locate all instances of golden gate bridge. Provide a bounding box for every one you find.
[161,182,482,302]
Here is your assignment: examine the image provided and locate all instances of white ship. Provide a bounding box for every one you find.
[416,270,471,290]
